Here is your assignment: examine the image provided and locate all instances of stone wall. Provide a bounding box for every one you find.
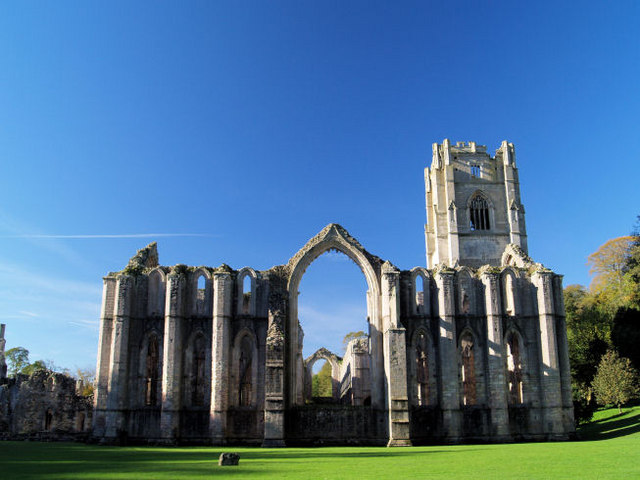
[0,370,93,441]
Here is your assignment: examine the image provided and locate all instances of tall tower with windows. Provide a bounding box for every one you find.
[425,139,528,268]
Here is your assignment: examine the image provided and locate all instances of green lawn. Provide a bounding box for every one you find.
[1,407,639,479]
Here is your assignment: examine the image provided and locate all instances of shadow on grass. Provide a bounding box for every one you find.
[578,411,640,441]
[0,442,473,479]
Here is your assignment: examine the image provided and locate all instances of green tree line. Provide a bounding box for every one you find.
[567,216,640,422]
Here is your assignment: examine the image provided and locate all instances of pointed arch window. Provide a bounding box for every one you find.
[469,195,490,231]
[145,336,159,407]
[415,332,429,406]
[238,336,254,407]
[192,334,207,406]
[506,332,524,404]
[460,332,477,405]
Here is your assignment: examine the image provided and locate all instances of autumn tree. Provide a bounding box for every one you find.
[587,236,636,313]
[591,350,640,413]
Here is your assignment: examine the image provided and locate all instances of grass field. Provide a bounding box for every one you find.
[1,407,639,479]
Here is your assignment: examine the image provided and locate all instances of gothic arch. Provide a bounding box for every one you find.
[183,330,210,407]
[458,327,484,406]
[192,268,212,317]
[504,327,527,405]
[231,328,259,407]
[304,347,342,401]
[455,267,476,315]
[500,267,519,316]
[286,224,384,408]
[410,327,437,407]
[147,268,166,317]
[139,330,163,408]
[410,267,430,316]
[237,267,258,316]
[466,190,495,232]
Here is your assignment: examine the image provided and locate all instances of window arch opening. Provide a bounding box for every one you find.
[461,332,477,405]
[192,334,207,406]
[238,335,254,407]
[415,332,429,406]
[469,195,490,231]
[145,336,159,407]
[415,275,425,314]
[242,275,252,315]
[506,333,524,404]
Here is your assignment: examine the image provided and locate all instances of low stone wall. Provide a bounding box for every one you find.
[286,405,386,445]
[0,370,92,441]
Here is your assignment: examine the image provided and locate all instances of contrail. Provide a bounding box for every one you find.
[1,233,217,239]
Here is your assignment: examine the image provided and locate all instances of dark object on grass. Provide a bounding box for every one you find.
[219,453,240,466]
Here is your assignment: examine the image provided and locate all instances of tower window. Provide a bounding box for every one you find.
[470,164,481,177]
[469,196,490,231]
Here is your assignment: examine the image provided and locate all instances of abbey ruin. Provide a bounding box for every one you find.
[92,140,575,445]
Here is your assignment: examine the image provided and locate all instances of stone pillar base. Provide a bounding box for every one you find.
[387,439,413,447]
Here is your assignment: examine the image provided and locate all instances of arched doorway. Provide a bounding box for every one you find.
[282,224,389,444]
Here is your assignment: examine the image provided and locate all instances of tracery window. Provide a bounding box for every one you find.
[506,333,524,404]
[461,332,477,405]
[469,195,490,231]
[470,164,481,177]
[145,335,159,406]
[415,333,429,406]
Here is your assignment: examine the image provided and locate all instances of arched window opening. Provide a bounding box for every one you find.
[415,333,429,406]
[147,271,165,317]
[504,274,515,315]
[506,333,523,404]
[461,332,477,406]
[415,275,425,314]
[470,164,481,177]
[311,359,332,399]
[145,336,159,407]
[192,335,207,406]
[469,195,490,231]
[44,409,53,431]
[238,336,253,407]
[242,275,252,315]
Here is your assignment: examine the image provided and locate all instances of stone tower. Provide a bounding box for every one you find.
[425,140,528,269]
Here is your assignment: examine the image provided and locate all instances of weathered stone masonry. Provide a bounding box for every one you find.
[92,140,575,445]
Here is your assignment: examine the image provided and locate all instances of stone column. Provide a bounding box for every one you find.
[92,277,116,438]
[435,270,461,440]
[210,270,232,444]
[263,310,286,447]
[553,275,575,435]
[104,274,133,439]
[533,271,564,437]
[481,271,510,439]
[381,262,412,446]
[160,271,186,442]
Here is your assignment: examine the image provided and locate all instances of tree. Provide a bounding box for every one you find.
[76,368,96,396]
[342,330,367,353]
[611,307,640,371]
[564,285,611,387]
[5,347,29,376]
[21,360,47,376]
[311,361,332,398]
[587,236,636,313]
[591,350,640,413]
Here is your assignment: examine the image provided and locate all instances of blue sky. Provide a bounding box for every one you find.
[0,1,638,370]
